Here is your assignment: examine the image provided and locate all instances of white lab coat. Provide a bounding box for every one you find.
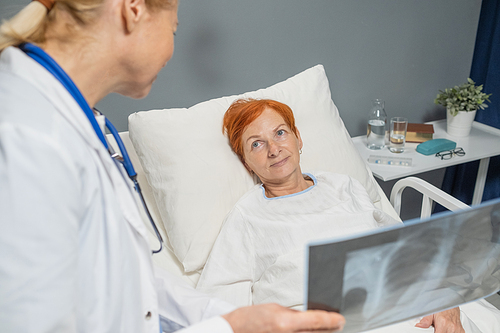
[0,47,234,333]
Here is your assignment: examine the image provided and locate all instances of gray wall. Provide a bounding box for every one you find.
[101,0,481,134]
[1,0,482,219]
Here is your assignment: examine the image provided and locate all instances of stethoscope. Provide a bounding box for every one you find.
[19,42,164,254]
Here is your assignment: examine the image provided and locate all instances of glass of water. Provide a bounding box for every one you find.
[389,117,408,153]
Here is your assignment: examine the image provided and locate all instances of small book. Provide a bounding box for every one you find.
[406,123,434,143]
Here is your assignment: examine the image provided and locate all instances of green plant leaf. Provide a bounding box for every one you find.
[434,78,492,115]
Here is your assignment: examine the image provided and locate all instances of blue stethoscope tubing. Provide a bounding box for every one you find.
[19,42,163,254]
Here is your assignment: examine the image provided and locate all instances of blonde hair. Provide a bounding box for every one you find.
[0,0,176,52]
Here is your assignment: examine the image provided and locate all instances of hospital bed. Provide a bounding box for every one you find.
[107,65,499,331]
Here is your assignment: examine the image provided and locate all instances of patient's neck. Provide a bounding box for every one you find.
[263,174,314,198]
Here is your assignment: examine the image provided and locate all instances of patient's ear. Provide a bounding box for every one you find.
[242,160,253,174]
[296,129,304,150]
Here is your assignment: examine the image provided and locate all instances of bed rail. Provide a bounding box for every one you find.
[390,177,470,219]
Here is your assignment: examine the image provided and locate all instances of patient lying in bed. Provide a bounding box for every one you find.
[196,169,398,308]
[196,98,500,332]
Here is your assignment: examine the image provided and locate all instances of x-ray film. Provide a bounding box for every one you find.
[306,199,500,333]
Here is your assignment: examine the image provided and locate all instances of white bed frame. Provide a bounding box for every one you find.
[390,177,469,218]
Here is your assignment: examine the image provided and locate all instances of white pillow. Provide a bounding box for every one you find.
[129,65,380,273]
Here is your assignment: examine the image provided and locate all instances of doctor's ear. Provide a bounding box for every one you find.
[122,0,147,33]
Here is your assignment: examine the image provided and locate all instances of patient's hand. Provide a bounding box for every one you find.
[222,303,345,333]
[415,307,464,333]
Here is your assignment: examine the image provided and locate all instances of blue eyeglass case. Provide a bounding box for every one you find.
[416,138,457,156]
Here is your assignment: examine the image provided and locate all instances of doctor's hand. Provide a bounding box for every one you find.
[415,307,464,333]
[222,303,345,333]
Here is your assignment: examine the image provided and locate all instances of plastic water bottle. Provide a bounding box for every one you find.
[366,99,387,150]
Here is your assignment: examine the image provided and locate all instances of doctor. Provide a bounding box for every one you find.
[0,0,346,332]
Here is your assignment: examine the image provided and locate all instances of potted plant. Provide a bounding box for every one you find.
[435,78,491,137]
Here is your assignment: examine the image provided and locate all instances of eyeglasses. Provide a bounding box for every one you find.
[435,147,466,160]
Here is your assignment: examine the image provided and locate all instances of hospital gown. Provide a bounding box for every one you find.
[196,170,500,333]
[196,171,400,308]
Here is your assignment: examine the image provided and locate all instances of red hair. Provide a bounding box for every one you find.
[223,99,299,163]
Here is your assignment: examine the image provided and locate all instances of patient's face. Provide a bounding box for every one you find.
[241,108,303,185]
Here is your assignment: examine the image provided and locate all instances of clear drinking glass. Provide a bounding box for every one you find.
[389,117,408,153]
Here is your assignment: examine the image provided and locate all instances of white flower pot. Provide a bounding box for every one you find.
[446,109,476,137]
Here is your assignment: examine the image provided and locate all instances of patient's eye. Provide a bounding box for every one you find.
[252,141,261,149]
[276,129,288,140]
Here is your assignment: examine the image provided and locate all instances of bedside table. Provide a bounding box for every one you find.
[352,119,500,205]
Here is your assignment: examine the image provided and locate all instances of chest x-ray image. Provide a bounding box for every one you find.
[307,199,500,333]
